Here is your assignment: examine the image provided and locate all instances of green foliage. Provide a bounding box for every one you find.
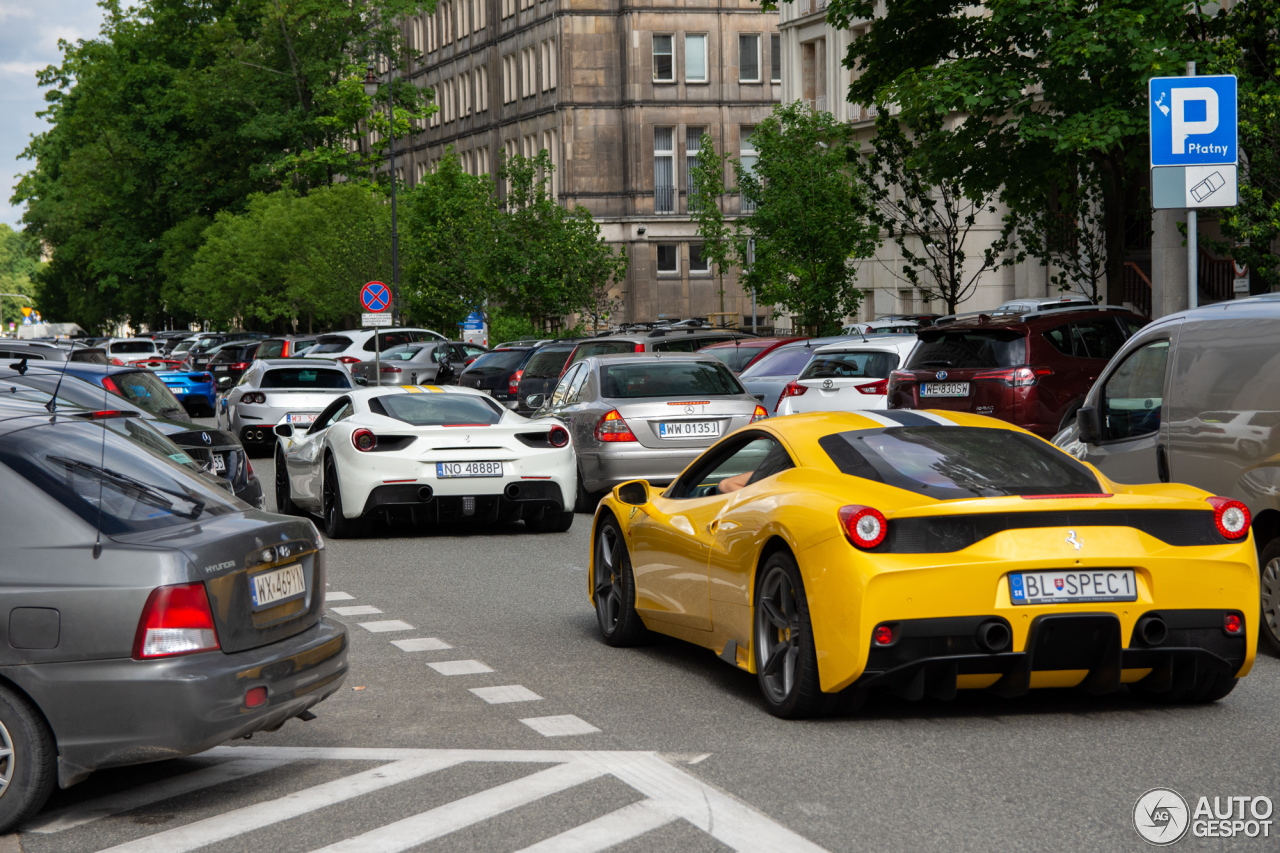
[687,135,738,314]
[0,225,42,331]
[488,312,538,344]
[1011,161,1109,303]
[736,103,878,334]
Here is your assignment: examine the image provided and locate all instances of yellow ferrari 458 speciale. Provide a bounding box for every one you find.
[588,410,1258,718]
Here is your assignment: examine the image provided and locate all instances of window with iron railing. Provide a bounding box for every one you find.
[740,127,758,213]
[685,127,705,211]
[655,127,676,214]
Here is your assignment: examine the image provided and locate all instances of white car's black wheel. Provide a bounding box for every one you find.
[322,459,365,538]
[0,683,55,833]
[273,446,305,516]
[753,551,826,719]
[593,515,648,646]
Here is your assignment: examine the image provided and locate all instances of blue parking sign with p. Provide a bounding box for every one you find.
[1149,75,1237,167]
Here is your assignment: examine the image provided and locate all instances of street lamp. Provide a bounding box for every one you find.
[362,44,401,326]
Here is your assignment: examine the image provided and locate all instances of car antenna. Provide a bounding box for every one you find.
[91,356,111,560]
[44,350,71,414]
[11,358,27,376]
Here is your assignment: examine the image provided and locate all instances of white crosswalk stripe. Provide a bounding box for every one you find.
[25,746,831,853]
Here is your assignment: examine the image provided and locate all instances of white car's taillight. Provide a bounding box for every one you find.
[132,583,220,659]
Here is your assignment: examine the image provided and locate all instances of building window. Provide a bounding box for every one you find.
[543,129,559,196]
[653,35,674,82]
[739,34,760,82]
[474,0,484,31]
[689,244,710,274]
[685,126,705,207]
[771,34,781,82]
[657,244,679,274]
[522,47,535,97]
[503,55,514,103]
[461,71,470,117]
[502,0,513,17]
[740,127,758,212]
[477,66,489,111]
[685,34,707,82]
[542,38,556,90]
[654,127,675,214]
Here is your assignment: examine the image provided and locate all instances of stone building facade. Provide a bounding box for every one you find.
[393,0,782,327]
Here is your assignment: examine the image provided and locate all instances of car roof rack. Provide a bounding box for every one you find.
[1019,303,1131,320]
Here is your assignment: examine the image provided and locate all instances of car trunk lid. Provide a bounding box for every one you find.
[611,397,760,449]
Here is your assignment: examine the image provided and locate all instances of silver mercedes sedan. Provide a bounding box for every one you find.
[531,353,766,510]
[218,359,354,456]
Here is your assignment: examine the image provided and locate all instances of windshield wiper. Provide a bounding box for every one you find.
[49,456,205,519]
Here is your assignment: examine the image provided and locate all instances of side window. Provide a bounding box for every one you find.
[1073,319,1128,361]
[430,347,450,364]
[692,336,732,350]
[654,339,699,353]
[671,436,784,498]
[1043,325,1073,356]
[565,365,591,404]
[309,397,352,434]
[1102,341,1170,442]
[549,364,583,408]
[449,345,469,361]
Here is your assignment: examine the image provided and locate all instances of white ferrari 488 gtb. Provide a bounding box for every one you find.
[272,385,576,536]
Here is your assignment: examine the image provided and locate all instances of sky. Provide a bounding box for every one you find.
[0,0,108,230]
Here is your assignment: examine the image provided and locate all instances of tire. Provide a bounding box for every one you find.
[526,508,574,533]
[0,683,56,834]
[753,550,828,719]
[1258,538,1280,654]
[593,514,649,646]
[574,466,597,514]
[322,459,365,538]
[273,446,305,517]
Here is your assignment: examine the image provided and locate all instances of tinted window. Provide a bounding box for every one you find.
[1072,319,1128,360]
[907,331,1026,369]
[739,346,816,378]
[310,336,353,354]
[671,436,791,498]
[171,340,196,355]
[69,350,108,364]
[373,393,503,425]
[190,338,223,354]
[364,331,416,352]
[703,344,769,373]
[257,340,285,359]
[382,345,424,362]
[820,426,1100,499]
[549,364,584,407]
[0,420,242,534]
[0,351,45,361]
[799,351,900,380]
[653,338,700,353]
[467,350,527,372]
[601,362,743,398]
[261,368,351,389]
[523,348,574,378]
[105,371,184,416]
[1103,341,1168,442]
[111,341,156,354]
[566,340,638,369]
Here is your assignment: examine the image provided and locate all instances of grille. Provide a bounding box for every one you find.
[879,509,1225,553]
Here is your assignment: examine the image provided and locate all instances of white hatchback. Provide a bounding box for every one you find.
[775,335,919,415]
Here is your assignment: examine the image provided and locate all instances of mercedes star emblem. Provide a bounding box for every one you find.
[685,405,694,414]
[201,432,211,445]
[936,370,948,381]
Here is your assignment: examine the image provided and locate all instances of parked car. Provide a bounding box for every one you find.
[558,329,759,379]
[0,398,346,830]
[458,343,488,364]
[153,368,218,417]
[105,338,162,365]
[219,359,354,455]
[37,362,193,422]
[514,342,580,415]
[0,365,263,507]
[207,341,263,393]
[349,341,472,386]
[738,335,869,413]
[533,353,767,510]
[775,336,919,415]
[255,335,320,360]
[887,305,1147,437]
[304,328,447,365]
[149,330,194,353]
[181,332,267,371]
[990,294,1095,316]
[0,341,106,364]
[458,347,540,408]
[1051,294,1280,650]
[272,385,577,536]
[698,337,805,375]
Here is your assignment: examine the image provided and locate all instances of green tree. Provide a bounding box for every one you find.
[736,103,878,334]
[0,225,42,332]
[687,134,739,320]
[1012,161,1110,304]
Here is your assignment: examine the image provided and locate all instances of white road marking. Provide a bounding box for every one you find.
[469,685,542,704]
[308,760,605,853]
[324,591,355,601]
[357,620,414,633]
[24,758,294,835]
[688,753,711,765]
[512,799,674,853]
[94,757,461,853]
[391,637,453,652]
[331,605,381,616]
[520,715,600,737]
[427,659,493,675]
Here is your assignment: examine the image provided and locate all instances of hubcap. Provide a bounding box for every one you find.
[0,717,15,798]
[594,525,624,633]
[1262,559,1280,642]
[323,468,337,526]
[755,566,801,703]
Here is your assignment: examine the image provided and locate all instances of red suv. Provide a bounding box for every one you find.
[887,306,1147,437]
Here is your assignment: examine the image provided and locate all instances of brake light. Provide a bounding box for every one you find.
[242,392,265,404]
[337,356,362,364]
[838,504,888,549]
[973,366,1053,387]
[80,410,132,420]
[750,405,768,424]
[229,362,250,371]
[101,376,121,395]
[548,425,570,447]
[509,369,524,395]
[281,342,291,357]
[775,381,807,412]
[595,409,637,442]
[856,378,888,395]
[380,365,402,373]
[110,357,125,366]
[246,459,256,481]
[196,374,213,384]
[352,428,377,451]
[1207,497,1250,539]
[132,583,220,659]
[634,343,645,352]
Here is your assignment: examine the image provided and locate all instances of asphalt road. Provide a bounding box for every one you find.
[17,434,1280,852]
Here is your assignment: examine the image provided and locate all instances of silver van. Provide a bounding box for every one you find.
[1055,294,1280,649]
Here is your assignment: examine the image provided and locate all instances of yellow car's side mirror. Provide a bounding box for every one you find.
[614,479,651,507]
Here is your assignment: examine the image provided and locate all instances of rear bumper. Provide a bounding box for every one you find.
[361,481,567,521]
[579,447,702,494]
[6,617,348,784]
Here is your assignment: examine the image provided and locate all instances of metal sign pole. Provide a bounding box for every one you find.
[375,326,381,385]
[1187,60,1198,310]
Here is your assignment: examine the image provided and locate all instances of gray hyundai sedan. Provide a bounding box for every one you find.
[532,353,767,510]
[0,398,347,831]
